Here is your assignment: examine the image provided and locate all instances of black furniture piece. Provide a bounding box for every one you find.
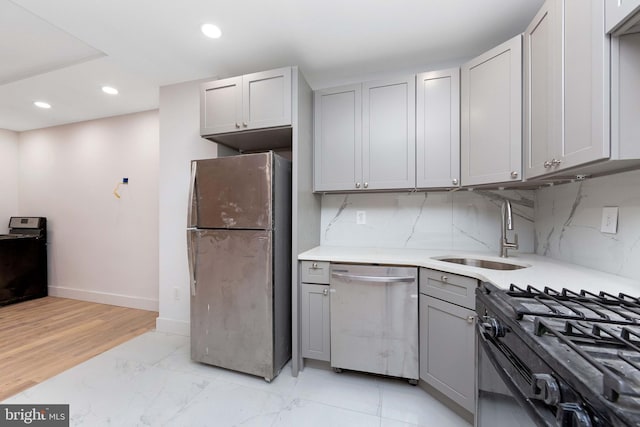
[0,217,47,306]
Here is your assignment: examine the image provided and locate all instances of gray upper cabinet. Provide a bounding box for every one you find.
[362,78,416,190]
[313,84,362,192]
[606,0,640,34]
[201,67,292,136]
[524,0,609,179]
[314,77,415,192]
[416,68,460,189]
[461,35,523,186]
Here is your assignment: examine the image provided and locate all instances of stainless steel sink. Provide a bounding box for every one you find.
[437,257,528,271]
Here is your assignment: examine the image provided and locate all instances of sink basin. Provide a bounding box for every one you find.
[437,257,528,271]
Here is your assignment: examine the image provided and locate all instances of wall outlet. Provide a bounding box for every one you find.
[356,211,366,225]
[601,207,619,234]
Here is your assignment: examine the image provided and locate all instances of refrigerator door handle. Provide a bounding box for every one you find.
[187,161,197,228]
[187,229,197,296]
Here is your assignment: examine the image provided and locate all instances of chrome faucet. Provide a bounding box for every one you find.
[500,200,519,258]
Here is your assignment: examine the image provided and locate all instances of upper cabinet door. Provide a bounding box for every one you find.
[416,68,460,189]
[524,0,563,178]
[313,84,362,192]
[242,67,292,130]
[562,0,609,169]
[524,0,609,179]
[461,35,522,186]
[201,76,243,135]
[606,0,640,33]
[362,77,416,190]
[200,67,292,137]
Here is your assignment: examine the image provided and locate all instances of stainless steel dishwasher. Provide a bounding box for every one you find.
[330,263,419,382]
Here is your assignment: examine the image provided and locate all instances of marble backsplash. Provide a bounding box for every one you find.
[320,189,535,254]
[535,169,640,282]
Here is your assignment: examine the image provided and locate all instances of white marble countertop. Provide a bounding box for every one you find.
[299,246,640,297]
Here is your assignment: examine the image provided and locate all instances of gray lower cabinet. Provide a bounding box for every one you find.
[301,283,330,361]
[300,261,331,362]
[419,268,477,413]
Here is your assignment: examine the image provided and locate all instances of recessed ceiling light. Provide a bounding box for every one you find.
[201,23,222,39]
[34,101,51,109]
[102,86,119,95]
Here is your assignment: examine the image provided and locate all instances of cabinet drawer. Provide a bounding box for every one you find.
[419,268,477,310]
[300,261,330,284]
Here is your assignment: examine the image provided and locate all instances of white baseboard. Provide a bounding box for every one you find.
[155,317,190,336]
[48,286,159,311]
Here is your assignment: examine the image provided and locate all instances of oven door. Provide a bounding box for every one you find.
[475,321,553,427]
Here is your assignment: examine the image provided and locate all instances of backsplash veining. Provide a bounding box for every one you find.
[321,189,535,254]
[535,169,640,282]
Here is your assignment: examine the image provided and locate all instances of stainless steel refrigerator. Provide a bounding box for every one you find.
[187,151,291,381]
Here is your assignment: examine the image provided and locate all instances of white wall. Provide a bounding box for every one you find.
[18,110,159,310]
[0,129,19,233]
[157,79,225,335]
[535,169,640,282]
[321,189,535,254]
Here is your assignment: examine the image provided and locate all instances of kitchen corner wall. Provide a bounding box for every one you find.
[535,169,640,282]
[0,129,19,233]
[18,111,159,310]
[321,189,535,254]
[157,79,227,335]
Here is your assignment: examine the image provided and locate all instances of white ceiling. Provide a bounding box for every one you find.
[1,0,544,132]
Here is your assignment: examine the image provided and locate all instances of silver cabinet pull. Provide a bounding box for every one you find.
[242,122,248,127]
[452,178,459,185]
[544,160,552,168]
[363,182,369,188]
[551,158,562,167]
[467,316,475,324]
[312,262,318,269]
[235,123,241,129]
[323,288,328,296]
[355,182,361,189]
[510,171,518,179]
[440,275,448,282]
[331,272,415,283]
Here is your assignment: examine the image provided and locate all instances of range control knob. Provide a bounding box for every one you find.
[532,373,560,405]
[481,317,505,338]
[556,403,593,427]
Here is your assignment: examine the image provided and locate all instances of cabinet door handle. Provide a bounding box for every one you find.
[363,182,369,189]
[355,182,361,189]
[467,316,475,324]
[323,288,328,296]
[331,272,415,283]
[551,158,562,167]
[544,160,552,168]
[312,262,318,269]
[510,171,518,179]
[235,122,241,129]
[452,178,459,185]
[242,122,248,127]
[440,275,448,282]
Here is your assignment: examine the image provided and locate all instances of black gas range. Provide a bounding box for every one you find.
[0,217,47,306]
[476,281,640,427]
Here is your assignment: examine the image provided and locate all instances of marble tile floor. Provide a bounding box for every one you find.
[2,331,472,427]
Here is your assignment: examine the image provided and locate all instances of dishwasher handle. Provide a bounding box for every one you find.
[331,271,415,283]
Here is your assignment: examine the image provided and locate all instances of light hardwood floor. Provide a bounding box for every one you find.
[0,296,158,401]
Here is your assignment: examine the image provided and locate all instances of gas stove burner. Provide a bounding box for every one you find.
[477,282,640,427]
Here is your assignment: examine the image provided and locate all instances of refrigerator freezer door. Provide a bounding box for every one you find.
[192,152,273,229]
[190,229,275,379]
